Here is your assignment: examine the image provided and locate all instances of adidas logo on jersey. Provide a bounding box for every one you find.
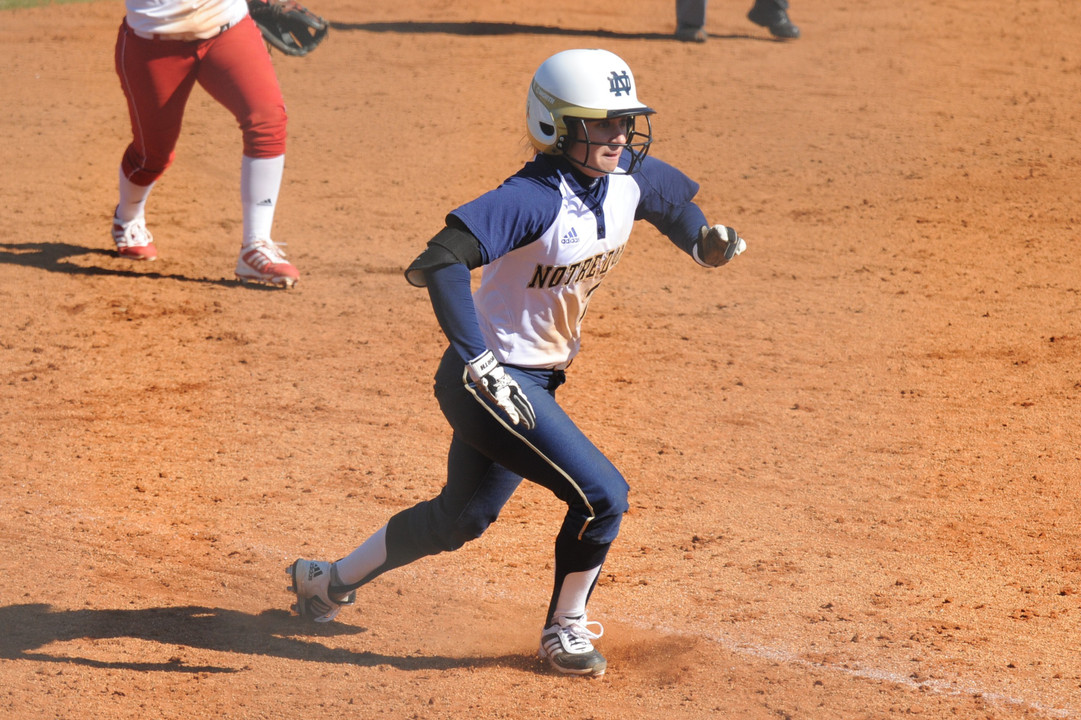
[560,228,580,245]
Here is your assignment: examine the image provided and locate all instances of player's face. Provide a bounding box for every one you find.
[565,117,633,177]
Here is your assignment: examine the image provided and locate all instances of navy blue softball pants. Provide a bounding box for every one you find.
[370,347,630,622]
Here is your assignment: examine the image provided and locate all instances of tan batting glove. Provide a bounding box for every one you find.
[695,225,747,267]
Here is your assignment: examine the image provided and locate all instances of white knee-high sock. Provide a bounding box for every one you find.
[116,168,154,223]
[334,524,388,587]
[241,154,284,244]
[553,565,603,620]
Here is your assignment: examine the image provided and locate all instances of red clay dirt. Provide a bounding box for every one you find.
[2,0,1080,717]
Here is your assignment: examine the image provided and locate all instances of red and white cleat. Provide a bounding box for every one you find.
[111,215,158,261]
[235,237,299,288]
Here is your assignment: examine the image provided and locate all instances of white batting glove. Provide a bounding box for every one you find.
[467,350,537,430]
[695,225,747,267]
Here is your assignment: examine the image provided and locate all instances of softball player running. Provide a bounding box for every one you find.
[287,48,746,677]
[111,0,299,287]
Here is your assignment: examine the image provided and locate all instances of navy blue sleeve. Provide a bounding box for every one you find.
[632,155,707,256]
[425,262,487,364]
[449,157,564,262]
[655,202,708,255]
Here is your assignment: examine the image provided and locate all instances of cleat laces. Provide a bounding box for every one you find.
[554,615,603,652]
[242,238,289,269]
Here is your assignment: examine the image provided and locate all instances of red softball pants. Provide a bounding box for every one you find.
[114,15,287,186]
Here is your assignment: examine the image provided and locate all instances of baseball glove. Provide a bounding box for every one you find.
[248,0,328,57]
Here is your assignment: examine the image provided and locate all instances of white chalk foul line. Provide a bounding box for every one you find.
[644,621,1078,719]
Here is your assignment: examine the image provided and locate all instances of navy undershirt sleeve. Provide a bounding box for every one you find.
[424,262,487,364]
[653,201,708,255]
[632,155,708,256]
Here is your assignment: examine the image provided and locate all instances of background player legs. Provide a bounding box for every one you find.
[240,155,284,243]
[115,170,155,226]
[196,17,287,248]
[112,22,200,259]
[675,0,799,42]
[195,19,298,286]
[676,0,706,31]
[675,0,707,41]
[115,23,198,185]
[747,0,799,39]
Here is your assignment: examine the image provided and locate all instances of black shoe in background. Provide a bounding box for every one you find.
[747,4,801,39]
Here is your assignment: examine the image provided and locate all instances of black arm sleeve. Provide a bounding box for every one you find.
[404,223,484,287]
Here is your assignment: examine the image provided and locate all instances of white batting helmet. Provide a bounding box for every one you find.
[526,49,655,173]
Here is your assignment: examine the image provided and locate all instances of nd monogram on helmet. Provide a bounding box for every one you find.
[607,71,632,97]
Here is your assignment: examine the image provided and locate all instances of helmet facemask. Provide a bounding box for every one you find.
[560,113,653,176]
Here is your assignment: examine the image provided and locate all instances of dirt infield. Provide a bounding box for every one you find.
[3,0,1080,717]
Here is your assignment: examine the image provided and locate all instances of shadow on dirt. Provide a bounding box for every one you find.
[327,20,767,42]
[0,604,538,674]
[0,242,280,290]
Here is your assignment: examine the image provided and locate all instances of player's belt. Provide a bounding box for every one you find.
[132,17,240,42]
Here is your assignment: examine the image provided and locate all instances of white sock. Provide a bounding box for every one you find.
[334,525,388,587]
[241,154,284,245]
[552,565,602,621]
[116,168,154,223]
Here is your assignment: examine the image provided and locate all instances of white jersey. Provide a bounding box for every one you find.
[473,174,635,369]
[125,0,248,39]
[451,154,701,370]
